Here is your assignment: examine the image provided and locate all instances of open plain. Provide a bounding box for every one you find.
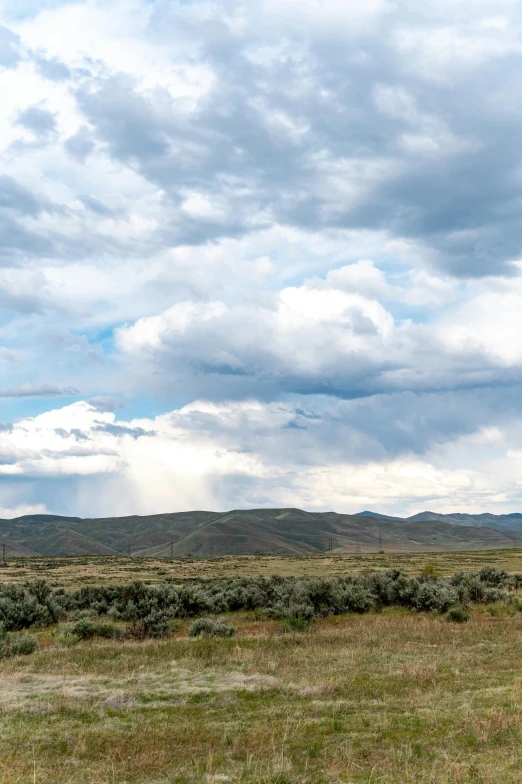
[3,549,522,587]
[1,552,522,783]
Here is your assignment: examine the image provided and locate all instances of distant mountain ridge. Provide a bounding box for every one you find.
[360,510,522,531]
[2,508,522,557]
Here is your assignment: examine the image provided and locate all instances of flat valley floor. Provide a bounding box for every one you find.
[3,551,522,783]
[4,549,522,588]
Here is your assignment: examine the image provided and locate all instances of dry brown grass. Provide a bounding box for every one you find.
[3,548,522,588]
[2,605,522,782]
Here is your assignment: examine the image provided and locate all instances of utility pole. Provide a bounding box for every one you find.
[2,542,5,563]
[170,541,174,559]
[378,531,382,550]
[356,535,361,554]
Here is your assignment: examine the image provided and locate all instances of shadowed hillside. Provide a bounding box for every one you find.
[2,507,522,556]
[405,511,522,530]
[0,538,39,558]
[28,530,120,557]
[359,510,522,531]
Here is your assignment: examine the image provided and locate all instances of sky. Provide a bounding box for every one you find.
[2,0,522,518]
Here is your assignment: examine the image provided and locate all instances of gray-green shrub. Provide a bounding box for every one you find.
[71,619,121,641]
[446,606,470,623]
[0,632,38,658]
[188,618,235,637]
[0,567,516,638]
[7,633,38,655]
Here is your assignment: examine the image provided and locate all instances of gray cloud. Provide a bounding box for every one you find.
[87,396,127,413]
[0,176,45,217]
[0,24,20,68]
[33,55,71,82]
[0,384,79,398]
[16,106,57,138]
[67,3,522,277]
[78,194,117,217]
[0,215,54,260]
[1,386,522,516]
[115,273,522,403]
[92,422,154,438]
[161,385,522,471]
[53,427,90,442]
[0,271,48,313]
[0,174,137,264]
[0,176,61,262]
[2,2,522,278]
[9,2,522,275]
[2,0,522,518]
[64,125,95,162]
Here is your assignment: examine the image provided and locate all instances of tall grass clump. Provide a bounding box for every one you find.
[71,619,121,640]
[446,606,470,623]
[188,618,236,637]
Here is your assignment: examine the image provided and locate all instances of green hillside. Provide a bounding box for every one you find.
[28,529,120,557]
[141,509,522,557]
[405,511,522,530]
[2,507,522,556]
[76,511,214,553]
[0,538,39,558]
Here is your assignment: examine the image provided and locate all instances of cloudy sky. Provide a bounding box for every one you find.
[2,0,522,518]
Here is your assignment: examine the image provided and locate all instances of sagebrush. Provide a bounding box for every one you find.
[0,567,518,636]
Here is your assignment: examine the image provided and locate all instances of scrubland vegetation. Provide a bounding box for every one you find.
[2,563,522,781]
[0,566,517,637]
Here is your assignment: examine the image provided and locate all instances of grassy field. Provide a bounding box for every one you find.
[3,552,522,783]
[4,549,522,588]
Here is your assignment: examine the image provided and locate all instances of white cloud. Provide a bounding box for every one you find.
[325,260,391,299]
[2,0,522,516]
[436,279,522,365]
[14,0,214,100]
[114,262,522,400]
[262,0,391,33]
[0,503,47,518]
[1,397,522,517]
[115,273,396,399]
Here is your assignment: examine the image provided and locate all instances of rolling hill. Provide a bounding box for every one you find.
[0,537,39,558]
[405,511,522,530]
[359,510,522,531]
[2,508,522,557]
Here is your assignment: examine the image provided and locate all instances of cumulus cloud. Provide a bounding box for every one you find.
[113,265,522,400]
[1,0,522,514]
[0,0,520,272]
[115,275,398,399]
[0,397,521,517]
